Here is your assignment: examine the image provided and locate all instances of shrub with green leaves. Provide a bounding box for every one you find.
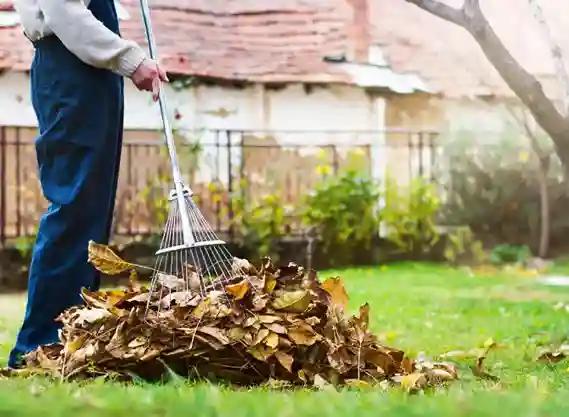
[437,131,569,250]
[490,244,532,265]
[300,167,381,265]
[230,187,293,259]
[380,175,484,263]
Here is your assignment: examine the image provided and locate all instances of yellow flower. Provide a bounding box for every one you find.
[315,164,332,176]
[519,151,529,162]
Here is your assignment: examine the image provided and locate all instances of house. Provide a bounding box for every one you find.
[0,0,430,239]
[0,0,565,239]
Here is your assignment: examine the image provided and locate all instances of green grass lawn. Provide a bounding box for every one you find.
[1,263,569,416]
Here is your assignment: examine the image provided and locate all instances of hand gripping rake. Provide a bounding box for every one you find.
[138,0,245,312]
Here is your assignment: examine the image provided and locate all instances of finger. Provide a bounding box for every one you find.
[158,66,169,82]
[152,77,160,101]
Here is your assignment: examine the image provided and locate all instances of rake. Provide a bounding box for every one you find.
[137,0,246,312]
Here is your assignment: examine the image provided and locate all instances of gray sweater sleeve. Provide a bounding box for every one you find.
[38,0,147,77]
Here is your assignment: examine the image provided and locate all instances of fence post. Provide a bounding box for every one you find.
[226,130,234,240]
[15,128,22,237]
[428,132,438,182]
[0,127,5,246]
[417,131,424,177]
[214,129,221,232]
[331,145,339,174]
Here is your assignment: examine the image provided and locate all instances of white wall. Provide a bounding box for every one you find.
[442,99,527,137]
[0,71,384,185]
[0,72,379,133]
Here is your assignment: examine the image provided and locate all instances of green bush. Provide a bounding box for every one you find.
[380,175,484,263]
[490,244,532,265]
[300,165,381,265]
[437,132,569,250]
[230,183,293,259]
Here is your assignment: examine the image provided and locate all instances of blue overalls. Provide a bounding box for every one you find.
[8,0,124,368]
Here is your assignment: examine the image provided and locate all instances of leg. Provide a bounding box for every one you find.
[8,41,124,368]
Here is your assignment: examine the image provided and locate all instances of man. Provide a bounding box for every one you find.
[7,0,167,368]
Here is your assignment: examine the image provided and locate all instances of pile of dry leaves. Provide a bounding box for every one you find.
[21,241,459,391]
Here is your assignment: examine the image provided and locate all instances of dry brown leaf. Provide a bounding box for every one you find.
[274,351,294,373]
[356,303,370,331]
[470,338,500,381]
[265,323,287,334]
[198,326,231,345]
[252,328,271,346]
[191,298,212,319]
[313,374,336,391]
[322,277,349,309]
[248,345,276,362]
[364,349,398,373]
[264,332,280,349]
[471,356,499,381]
[537,351,567,364]
[74,308,111,326]
[396,372,428,392]
[288,323,322,346]
[345,379,373,389]
[229,327,247,342]
[87,241,136,275]
[428,368,456,383]
[258,315,282,324]
[157,273,185,291]
[64,335,86,355]
[265,277,277,294]
[401,357,414,374]
[225,280,250,300]
[271,290,312,312]
[180,263,200,290]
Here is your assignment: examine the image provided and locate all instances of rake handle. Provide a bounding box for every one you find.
[137,0,195,246]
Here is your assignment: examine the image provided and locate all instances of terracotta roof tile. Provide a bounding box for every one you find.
[0,0,354,83]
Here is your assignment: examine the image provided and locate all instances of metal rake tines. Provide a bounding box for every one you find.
[144,187,249,314]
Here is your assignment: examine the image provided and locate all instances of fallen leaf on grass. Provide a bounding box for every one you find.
[471,356,499,381]
[394,372,428,393]
[537,351,567,364]
[471,340,499,382]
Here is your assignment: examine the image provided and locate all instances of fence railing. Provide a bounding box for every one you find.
[0,126,440,245]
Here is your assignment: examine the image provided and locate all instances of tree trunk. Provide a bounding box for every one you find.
[536,161,550,258]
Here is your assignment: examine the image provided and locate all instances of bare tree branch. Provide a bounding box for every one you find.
[404,0,569,172]
[404,0,466,26]
[527,0,569,116]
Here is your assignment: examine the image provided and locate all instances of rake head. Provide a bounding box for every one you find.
[145,187,248,314]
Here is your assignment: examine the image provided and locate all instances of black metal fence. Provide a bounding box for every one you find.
[0,126,439,245]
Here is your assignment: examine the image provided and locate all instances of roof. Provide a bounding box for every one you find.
[0,0,428,92]
[372,0,569,98]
